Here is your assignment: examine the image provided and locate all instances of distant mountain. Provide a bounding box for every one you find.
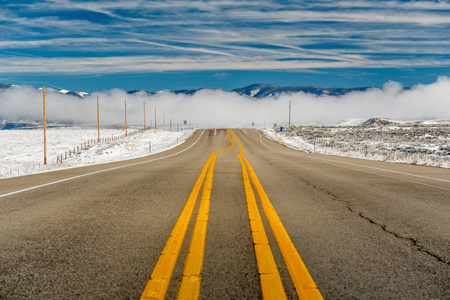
[0,83,90,98]
[39,87,89,98]
[0,122,39,130]
[59,89,89,98]
[0,82,386,99]
[360,117,401,127]
[125,84,376,98]
[231,83,376,98]
[127,88,222,97]
[0,83,14,89]
[127,89,152,96]
[172,89,201,95]
[335,117,450,127]
[334,118,401,127]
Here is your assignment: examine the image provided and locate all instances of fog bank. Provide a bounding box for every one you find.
[1,76,449,127]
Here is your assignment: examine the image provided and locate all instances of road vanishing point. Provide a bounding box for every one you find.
[1,129,449,299]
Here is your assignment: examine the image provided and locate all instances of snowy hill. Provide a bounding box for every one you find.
[127,87,225,97]
[335,118,450,127]
[360,118,402,127]
[125,83,379,98]
[335,119,366,126]
[0,82,398,99]
[231,83,376,98]
[60,89,89,98]
[0,83,14,89]
[0,83,90,98]
[0,122,39,130]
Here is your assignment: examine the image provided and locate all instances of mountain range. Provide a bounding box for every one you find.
[231,83,376,98]
[0,83,381,99]
[130,84,378,98]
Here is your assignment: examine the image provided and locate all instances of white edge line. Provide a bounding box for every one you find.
[0,130,206,199]
[258,132,450,189]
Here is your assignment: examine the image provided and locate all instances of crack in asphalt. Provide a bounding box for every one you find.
[358,213,450,267]
[301,178,354,212]
[299,178,449,267]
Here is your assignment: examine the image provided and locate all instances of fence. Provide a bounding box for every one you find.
[0,129,141,178]
[55,129,145,164]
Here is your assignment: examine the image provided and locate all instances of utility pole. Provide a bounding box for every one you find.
[289,100,292,128]
[125,99,128,136]
[143,101,146,130]
[155,107,157,129]
[43,84,47,165]
[97,95,100,142]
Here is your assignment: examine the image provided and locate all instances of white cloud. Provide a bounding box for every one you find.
[1,0,449,74]
[128,39,235,57]
[231,9,450,26]
[0,38,108,48]
[1,76,449,127]
[1,53,450,74]
[318,0,450,10]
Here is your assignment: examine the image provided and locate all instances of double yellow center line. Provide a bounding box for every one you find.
[141,129,322,299]
[232,129,323,300]
[140,130,234,300]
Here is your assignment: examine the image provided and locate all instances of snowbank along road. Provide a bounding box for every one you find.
[0,129,449,299]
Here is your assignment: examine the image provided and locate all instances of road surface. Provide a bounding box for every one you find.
[0,129,449,299]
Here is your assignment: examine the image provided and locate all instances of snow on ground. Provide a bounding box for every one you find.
[262,124,450,168]
[0,127,195,178]
[2,122,448,179]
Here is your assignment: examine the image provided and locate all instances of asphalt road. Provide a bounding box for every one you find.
[0,129,449,299]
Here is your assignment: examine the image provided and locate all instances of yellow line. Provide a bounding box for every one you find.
[231,129,287,300]
[140,155,214,300]
[241,143,324,298]
[176,129,235,299]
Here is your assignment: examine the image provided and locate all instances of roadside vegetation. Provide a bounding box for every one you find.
[263,122,450,168]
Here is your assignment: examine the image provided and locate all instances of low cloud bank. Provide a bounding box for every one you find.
[1,76,449,127]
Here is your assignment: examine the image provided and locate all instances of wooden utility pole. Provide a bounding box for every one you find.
[143,101,146,130]
[288,100,292,128]
[97,95,100,142]
[43,84,47,165]
[125,99,128,136]
[155,107,157,129]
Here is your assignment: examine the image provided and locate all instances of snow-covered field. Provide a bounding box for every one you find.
[2,120,449,180]
[262,122,450,168]
[0,126,194,178]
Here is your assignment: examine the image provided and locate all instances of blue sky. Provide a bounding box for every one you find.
[0,0,449,92]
